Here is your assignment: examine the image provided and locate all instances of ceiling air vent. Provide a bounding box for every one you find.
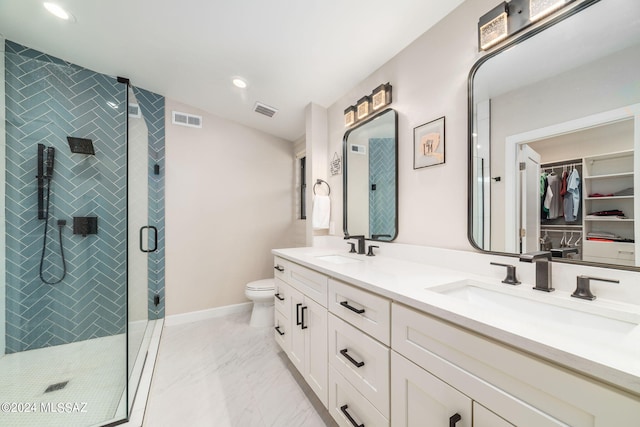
[172,111,202,128]
[128,103,141,118]
[254,102,278,118]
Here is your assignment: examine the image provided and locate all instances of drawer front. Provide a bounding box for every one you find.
[273,256,290,282]
[328,314,390,418]
[583,240,635,262]
[328,366,388,427]
[583,240,635,260]
[288,262,328,307]
[274,308,290,353]
[582,254,635,266]
[274,278,291,316]
[329,279,390,345]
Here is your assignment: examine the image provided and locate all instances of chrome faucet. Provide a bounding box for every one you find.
[344,235,366,255]
[519,251,554,292]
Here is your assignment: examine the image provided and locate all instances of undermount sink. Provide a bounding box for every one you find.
[429,280,640,339]
[315,254,363,264]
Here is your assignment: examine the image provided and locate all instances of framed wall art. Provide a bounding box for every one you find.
[414,116,445,169]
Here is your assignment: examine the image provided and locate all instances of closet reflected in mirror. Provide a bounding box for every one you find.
[343,108,398,241]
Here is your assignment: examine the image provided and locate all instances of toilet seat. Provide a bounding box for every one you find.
[246,279,275,291]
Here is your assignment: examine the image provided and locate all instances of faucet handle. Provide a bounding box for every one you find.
[571,275,619,301]
[490,262,521,285]
[346,242,357,253]
[366,245,379,257]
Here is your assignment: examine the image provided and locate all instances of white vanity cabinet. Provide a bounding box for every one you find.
[273,257,328,407]
[392,303,640,427]
[327,279,391,426]
[273,252,640,427]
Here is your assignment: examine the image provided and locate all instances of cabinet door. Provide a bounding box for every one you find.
[474,402,514,427]
[391,351,471,427]
[304,296,328,407]
[288,286,305,374]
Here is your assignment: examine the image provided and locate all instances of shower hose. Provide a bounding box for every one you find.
[39,177,67,284]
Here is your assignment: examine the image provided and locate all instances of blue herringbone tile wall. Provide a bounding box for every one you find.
[369,138,396,238]
[132,87,165,319]
[5,40,127,353]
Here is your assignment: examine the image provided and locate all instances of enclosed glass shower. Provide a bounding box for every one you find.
[0,40,164,426]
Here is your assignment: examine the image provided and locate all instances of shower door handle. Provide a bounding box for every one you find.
[139,226,158,253]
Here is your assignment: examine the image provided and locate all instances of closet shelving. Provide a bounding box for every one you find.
[582,150,636,266]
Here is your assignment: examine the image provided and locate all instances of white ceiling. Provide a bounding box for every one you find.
[0,0,464,141]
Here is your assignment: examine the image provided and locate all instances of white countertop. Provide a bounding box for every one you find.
[272,246,640,397]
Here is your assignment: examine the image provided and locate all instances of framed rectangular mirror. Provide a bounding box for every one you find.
[343,108,398,241]
[468,0,640,269]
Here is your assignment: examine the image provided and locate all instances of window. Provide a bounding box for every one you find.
[300,156,306,220]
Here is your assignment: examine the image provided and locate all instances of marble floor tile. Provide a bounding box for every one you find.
[144,311,336,427]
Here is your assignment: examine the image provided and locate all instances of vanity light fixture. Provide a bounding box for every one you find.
[478,2,509,50]
[371,83,392,111]
[344,106,356,127]
[344,82,393,127]
[356,96,371,121]
[478,0,576,50]
[529,0,570,22]
[43,2,74,21]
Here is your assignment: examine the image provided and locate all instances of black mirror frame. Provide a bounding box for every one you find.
[343,108,399,241]
[465,0,640,271]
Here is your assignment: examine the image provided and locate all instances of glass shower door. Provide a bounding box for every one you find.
[127,87,150,413]
[1,40,129,427]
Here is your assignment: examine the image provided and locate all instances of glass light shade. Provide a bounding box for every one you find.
[371,83,392,111]
[356,96,371,120]
[479,13,508,50]
[530,0,568,22]
[344,106,356,127]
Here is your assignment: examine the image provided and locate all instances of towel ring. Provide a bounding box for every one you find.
[313,179,331,195]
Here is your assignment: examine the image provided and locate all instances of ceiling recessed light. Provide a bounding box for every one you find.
[232,78,247,89]
[43,3,73,21]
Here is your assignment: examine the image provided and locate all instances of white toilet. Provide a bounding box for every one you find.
[244,278,276,327]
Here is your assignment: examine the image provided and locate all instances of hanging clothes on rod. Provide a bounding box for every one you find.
[540,159,581,222]
[564,166,581,222]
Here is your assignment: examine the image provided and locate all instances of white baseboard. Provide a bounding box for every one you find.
[164,302,252,326]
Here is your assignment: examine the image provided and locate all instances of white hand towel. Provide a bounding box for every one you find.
[312,195,331,229]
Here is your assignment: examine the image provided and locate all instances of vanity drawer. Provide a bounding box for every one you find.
[582,240,635,264]
[329,365,388,427]
[328,314,390,418]
[287,261,328,307]
[274,308,290,353]
[274,278,290,316]
[328,279,390,345]
[273,256,290,282]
